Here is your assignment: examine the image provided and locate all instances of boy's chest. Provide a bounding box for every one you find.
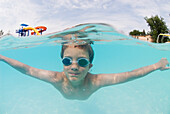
[60,84,96,100]
[63,85,91,95]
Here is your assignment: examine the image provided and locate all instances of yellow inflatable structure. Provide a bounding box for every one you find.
[157,33,170,43]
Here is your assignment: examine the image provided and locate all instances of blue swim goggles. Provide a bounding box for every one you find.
[62,57,90,67]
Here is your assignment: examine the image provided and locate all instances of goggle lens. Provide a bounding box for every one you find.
[78,58,89,67]
[62,58,72,66]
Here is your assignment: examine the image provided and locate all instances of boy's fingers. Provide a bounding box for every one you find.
[160,67,170,71]
[166,67,170,69]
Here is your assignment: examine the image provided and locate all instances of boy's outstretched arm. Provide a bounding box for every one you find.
[95,58,169,87]
[0,54,61,83]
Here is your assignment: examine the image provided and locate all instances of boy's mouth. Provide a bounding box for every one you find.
[69,72,80,76]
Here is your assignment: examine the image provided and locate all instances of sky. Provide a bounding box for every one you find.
[0,0,170,36]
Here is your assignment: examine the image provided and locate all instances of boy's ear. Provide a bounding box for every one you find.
[89,64,93,69]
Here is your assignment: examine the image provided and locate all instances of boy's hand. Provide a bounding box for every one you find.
[0,54,2,61]
[157,58,170,70]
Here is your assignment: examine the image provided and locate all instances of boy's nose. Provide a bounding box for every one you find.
[71,63,79,71]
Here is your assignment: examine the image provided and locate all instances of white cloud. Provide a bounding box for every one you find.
[40,0,112,9]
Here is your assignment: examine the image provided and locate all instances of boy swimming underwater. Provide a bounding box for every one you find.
[0,43,169,100]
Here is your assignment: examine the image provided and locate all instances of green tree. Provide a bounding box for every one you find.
[142,29,146,36]
[144,15,169,42]
[129,30,141,36]
[129,29,146,36]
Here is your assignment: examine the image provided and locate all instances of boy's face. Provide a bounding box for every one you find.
[63,47,92,84]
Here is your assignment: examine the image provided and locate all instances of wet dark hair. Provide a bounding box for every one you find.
[61,44,94,63]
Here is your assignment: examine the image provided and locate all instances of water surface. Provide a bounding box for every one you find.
[0,23,170,114]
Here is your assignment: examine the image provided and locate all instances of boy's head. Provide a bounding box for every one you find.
[61,44,94,63]
[61,43,94,83]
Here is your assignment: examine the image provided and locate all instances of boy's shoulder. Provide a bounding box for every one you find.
[86,73,100,86]
[50,71,64,83]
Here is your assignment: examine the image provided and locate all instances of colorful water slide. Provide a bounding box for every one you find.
[31,26,47,35]
[23,27,40,35]
[16,24,47,36]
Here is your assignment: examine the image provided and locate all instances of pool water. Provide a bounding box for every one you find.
[0,23,170,114]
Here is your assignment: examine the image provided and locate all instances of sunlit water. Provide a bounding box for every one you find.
[0,23,170,114]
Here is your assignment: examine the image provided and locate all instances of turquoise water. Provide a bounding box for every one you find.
[0,23,170,113]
